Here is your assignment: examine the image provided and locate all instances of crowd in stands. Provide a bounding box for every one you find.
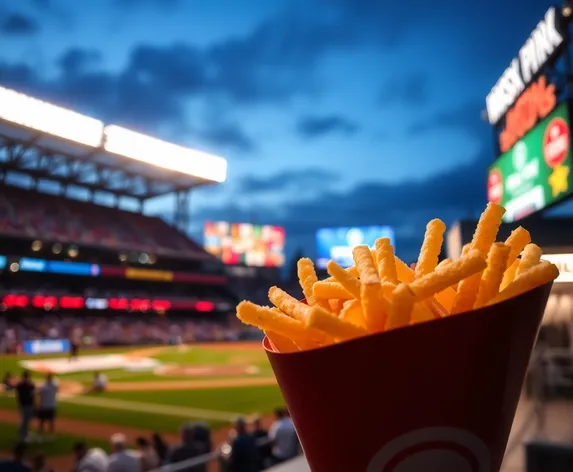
[2,370,300,472]
[0,185,205,257]
[0,316,261,353]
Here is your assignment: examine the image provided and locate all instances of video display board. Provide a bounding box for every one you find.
[487,101,572,222]
[316,226,395,269]
[203,222,286,267]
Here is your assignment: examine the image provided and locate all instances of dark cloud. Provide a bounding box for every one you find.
[0,12,39,36]
[239,168,340,194]
[196,150,489,262]
[296,115,359,139]
[379,72,429,107]
[195,123,256,154]
[409,100,490,141]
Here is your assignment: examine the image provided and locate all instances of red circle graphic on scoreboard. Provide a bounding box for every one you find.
[543,117,569,168]
[487,169,503,204]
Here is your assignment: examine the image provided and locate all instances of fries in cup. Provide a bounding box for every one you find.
[236,202,559,352]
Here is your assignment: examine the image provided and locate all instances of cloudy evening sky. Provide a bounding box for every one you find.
[0,0,571,263]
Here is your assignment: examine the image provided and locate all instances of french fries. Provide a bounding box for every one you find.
[236,203,559,352]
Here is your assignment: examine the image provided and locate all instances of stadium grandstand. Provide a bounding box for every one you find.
[0,85,257,352]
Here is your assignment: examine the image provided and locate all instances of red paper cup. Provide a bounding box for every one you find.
[265,282,553,472]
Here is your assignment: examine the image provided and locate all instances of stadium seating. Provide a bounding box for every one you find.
[0,185,206,257]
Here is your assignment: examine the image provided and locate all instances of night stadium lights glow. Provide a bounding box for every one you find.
[0,86,104,147]
[0,86,228,183]
[104,125,228,183]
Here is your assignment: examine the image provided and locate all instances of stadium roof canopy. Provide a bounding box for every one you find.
[0,86,228,200]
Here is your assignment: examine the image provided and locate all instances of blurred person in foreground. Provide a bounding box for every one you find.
[31,452,53,472]
[37,373,58,441]
[167,423,206,472]
[72,441,108,472]
[136,437,159,471]
[227,417,259,472]
[251,416,271,469]
[15,371,36,442]
[0,442,31,471]
[151,433,169,465]
[107,433,141,472]
[268,408,299,465]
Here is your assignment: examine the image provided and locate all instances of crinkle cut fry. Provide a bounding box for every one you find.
[297,258,331,311]
[415,219,446,279]
[237,301,326,349]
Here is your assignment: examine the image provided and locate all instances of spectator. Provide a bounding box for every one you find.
[167,423,204,472]
[136,437,159,471]
[31,453,53,472]
[192,422,212,456]
[72,441,108,472]
[251,416,271,469]
[227,417,259,472]
[151,433,169,465]
[0,442,31,471]
[37,373,58,441]
[15,371,36,442]
[107,433,141,472]
[268,408,299,464]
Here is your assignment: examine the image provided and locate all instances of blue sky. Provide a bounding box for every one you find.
[0,0,569,263]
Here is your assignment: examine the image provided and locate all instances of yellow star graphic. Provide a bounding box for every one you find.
[549,164,570,197]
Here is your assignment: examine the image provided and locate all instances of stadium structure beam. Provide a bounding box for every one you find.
[174,190,191,233]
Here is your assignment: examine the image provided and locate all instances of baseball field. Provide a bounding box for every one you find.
[0,341,282,469]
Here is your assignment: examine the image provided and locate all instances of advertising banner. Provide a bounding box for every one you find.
[488,101,572,222]
[316,226,395,269]
[22,338,71,355]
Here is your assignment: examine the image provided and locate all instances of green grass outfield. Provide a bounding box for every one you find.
[0,343,284,456]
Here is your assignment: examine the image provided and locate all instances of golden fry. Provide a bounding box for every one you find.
[386,283,415,330]
[408,250,487,301]
[265,331,301,353]
[410,301,437,324]
[313,281,354,300]
[500,259,519,290]
[474,243,511,308]
[268,286,311,321]
[415,219,446,279]
[297,258,331,311]
[451,273,482,314]
[339,299,367,328]
[353,245,380,284]
[488,261,559,306]
[237,301,326,349]
[460,243,472,258]
[306,306,368,341]
[435,258,452,270]
[268,287,335,345]
[375,238,398,283]
[326,260,361,298]
[361,282,387,332]
[328,299,344,315]
[395,255,415,283]
[324,265,359,283]
[515,243,542,278]
[504,227,531,267]
[470,202,506,255]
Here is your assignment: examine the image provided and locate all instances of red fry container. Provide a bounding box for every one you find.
[265,282,553,472]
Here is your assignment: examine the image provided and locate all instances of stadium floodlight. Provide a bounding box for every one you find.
[104,125,227,183]
[0,86,104,148]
